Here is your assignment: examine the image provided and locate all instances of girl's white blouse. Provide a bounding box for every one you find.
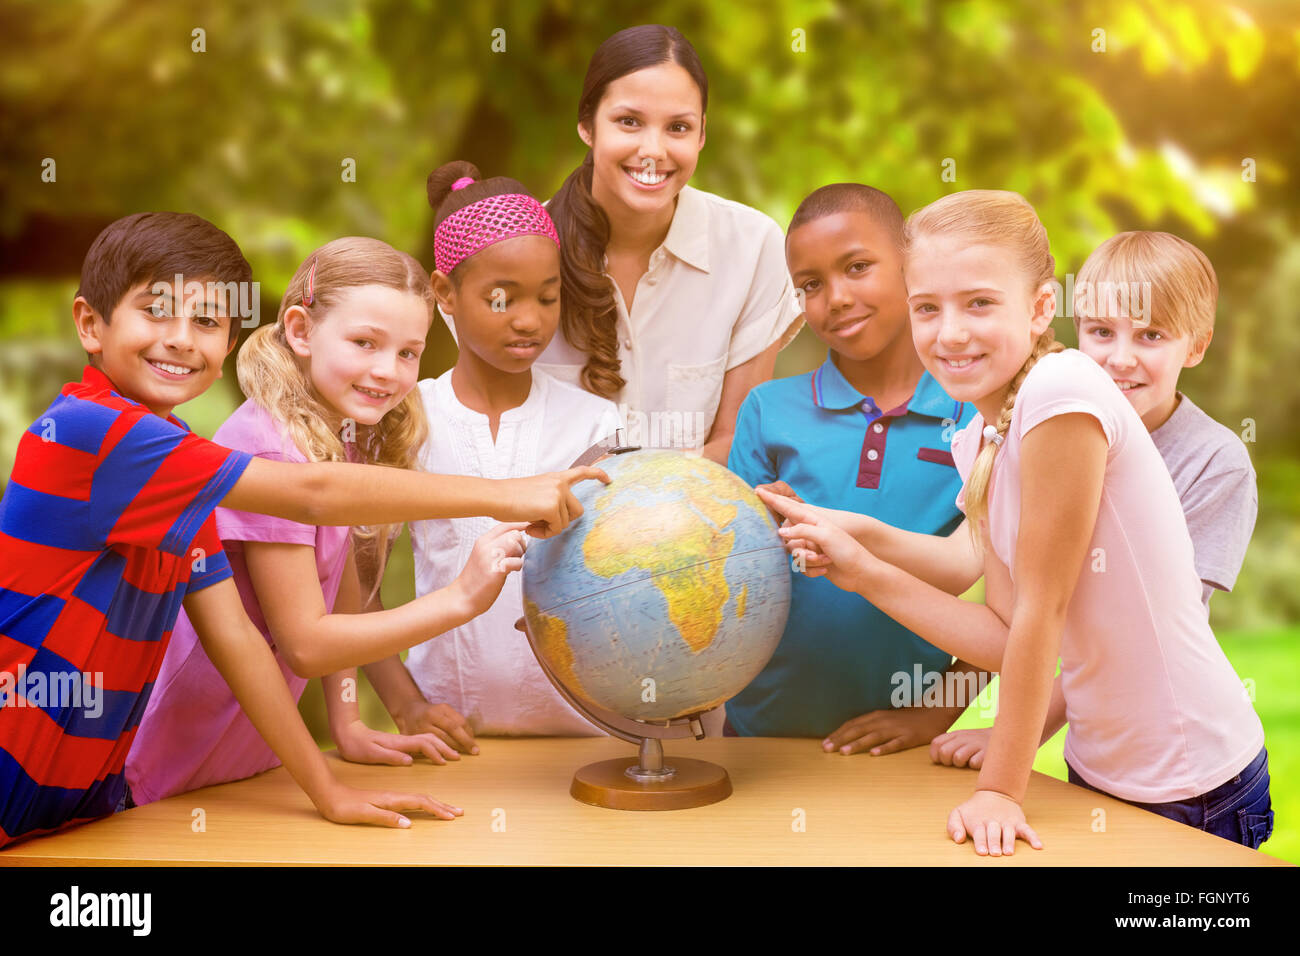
[438,185,803,451]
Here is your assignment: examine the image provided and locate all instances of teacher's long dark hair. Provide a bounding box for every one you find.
[547,24,709,399]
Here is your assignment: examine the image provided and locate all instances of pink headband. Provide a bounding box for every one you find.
[433,178,560,275]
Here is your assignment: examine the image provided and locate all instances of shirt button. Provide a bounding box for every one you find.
[866,449,880,461]
[872,422,884,434]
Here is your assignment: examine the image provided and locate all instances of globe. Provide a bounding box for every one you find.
[521,448,792,724]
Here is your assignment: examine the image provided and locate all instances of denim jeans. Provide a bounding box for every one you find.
[1066,746,1274,849]
[113,782,136,814]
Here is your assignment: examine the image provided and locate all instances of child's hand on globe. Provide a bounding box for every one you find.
[753,480,804,525]
[753,484,828,567]
[756,488,874,592]
[498,467,612,538]
[451,522,529,618]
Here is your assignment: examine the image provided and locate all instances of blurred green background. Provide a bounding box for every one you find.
[2,0,1296,860]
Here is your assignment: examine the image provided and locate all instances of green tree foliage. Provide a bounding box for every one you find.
[1,0,1297,623]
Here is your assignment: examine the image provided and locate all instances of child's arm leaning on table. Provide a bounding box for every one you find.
[821,663,989,756]
[352,536,478,758]
[182,578,461,829]
[948,412,1107,856]
[364,656,478,756]
[321,546,461,766]
[930,676,1067,770]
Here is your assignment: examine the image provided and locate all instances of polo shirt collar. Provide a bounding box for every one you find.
[662,186,710,273]
[908,365,963,420]
[810,351,869,411]
[810,350,960,420]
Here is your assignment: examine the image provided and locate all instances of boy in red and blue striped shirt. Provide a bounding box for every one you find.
[0,212,607,848]
[0,361,251,840]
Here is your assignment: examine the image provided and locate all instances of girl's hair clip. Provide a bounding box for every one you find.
[982,424,1004,447]
[303,257,318,307]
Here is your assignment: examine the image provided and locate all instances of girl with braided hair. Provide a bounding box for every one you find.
[756,190,1270,856]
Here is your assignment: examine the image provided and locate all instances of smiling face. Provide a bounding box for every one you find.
[581,61,705,221]
[1076,314,1207,430]
[434,235,561,375]
[283,285,430,427]
[73,278,237,418]
[787,211,911,363]
[906,236,1055,419]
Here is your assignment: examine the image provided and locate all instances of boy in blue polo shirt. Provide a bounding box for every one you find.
[726,184,982,752]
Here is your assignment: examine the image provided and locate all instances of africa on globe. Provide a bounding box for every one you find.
[521,448,791,724]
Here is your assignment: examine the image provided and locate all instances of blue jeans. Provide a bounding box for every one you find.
[1066,746,1274,849]
[113,782,136,814]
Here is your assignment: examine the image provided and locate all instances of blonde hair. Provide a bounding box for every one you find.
[903,190,1064,533]
[1074,231,1217,350]
[238,236,434,600]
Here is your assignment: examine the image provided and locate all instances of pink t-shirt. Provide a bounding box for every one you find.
[125,400,351,804]
[950,348,1263,803]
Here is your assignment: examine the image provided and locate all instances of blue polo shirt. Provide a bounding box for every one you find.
[725,350,977,737]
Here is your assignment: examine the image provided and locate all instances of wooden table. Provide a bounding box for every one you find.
[1,738,1287,866]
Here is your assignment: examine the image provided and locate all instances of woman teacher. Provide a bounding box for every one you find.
[538,24,803,464]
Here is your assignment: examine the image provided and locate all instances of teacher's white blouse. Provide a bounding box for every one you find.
[439,185,803,451]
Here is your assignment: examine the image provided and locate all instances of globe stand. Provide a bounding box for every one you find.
[516,616,733,811]
[516,435,739,810]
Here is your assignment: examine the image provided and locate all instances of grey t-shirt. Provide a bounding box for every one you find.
[1149,392,1258,609]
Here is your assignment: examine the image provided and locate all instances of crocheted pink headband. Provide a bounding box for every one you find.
[433,177,560,275]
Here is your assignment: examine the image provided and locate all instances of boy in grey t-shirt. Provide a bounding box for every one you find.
[1149,392,1257,607]
[1074,231,1257,611]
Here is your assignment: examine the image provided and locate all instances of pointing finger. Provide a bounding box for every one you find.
[566,466,611,486]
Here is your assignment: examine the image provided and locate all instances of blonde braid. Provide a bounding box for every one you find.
[963,329,1065,535]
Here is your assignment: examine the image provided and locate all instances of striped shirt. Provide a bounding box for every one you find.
[0,365,250,847]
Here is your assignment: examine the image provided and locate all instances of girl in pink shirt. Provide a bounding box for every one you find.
[758,190,1270,856]
[126,237,530,804]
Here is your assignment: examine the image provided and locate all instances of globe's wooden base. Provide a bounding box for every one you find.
[570,756,732,810]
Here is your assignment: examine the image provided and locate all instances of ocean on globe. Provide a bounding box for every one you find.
[521,449,791,722]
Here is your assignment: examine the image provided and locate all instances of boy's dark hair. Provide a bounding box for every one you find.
[788,184,905,247]
[76,212,253,342]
